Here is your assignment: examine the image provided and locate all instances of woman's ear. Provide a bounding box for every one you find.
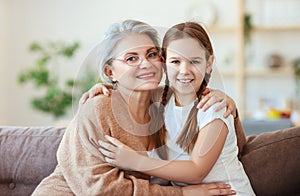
[104,65,116,82]
[206,55,214,74]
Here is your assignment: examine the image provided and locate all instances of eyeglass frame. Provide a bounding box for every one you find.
[108,48,163,67]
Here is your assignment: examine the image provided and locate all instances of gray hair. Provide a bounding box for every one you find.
[98,19,160,83]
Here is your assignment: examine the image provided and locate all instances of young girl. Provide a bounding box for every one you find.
[97,21,255,195]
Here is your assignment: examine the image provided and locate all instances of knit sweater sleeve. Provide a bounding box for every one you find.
[57,96,183,196]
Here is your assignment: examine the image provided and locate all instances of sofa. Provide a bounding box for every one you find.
[0,126,299,196]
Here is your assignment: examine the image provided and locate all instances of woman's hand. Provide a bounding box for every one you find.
[198,88,237,118]
[98,135,146,170]
[79,83,113,104]
[183,183,236,196]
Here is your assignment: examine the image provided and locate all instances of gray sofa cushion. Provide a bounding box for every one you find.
[0,126,65,196]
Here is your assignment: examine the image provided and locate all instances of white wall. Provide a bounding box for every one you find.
[0,0,297,125]
[1,0,213,126]
[0,0,9,125]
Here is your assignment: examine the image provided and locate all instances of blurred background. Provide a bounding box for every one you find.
[1,0,299,131]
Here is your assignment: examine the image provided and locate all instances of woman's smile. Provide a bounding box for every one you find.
[136,72,156,80]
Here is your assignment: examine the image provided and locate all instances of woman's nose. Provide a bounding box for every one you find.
[139,59,152,69]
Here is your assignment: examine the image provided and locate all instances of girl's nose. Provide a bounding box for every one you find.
[179,62,189,74]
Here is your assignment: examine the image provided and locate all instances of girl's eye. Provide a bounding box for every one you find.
[170,60,180,64]
[191,60,201,64]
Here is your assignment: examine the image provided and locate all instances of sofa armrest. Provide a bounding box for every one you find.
[241,126,300,196]
[0,126,65,195]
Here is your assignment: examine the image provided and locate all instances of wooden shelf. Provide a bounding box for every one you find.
[253,25,300,32]
[219,68,293,77]
[208,26,236,33]
[245,68,294,77]
[208,0,299,119]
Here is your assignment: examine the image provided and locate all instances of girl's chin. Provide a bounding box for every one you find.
[173,84,197,94]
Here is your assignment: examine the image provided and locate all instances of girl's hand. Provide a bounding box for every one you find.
[198,88,237,118]
[183,183,236,196]
[98,135,146,170]
[79,83,113,104]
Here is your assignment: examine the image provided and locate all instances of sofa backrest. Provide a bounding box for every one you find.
[241,126,300,196]
[1,125,300,196]
[0,126,65,196]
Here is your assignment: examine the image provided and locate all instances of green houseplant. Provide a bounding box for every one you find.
[18,41,98,119]
[244,13,253,44]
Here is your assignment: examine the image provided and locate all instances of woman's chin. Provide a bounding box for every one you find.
[135,82,160,91]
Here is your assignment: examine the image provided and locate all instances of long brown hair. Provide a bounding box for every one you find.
[150,72,171,160]
[161,22,214,153]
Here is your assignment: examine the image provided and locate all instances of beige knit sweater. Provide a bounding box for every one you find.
[32,90,183,196]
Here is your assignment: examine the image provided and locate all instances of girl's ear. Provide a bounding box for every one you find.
[206,55,214,74]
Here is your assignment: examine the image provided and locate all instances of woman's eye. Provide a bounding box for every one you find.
[126,56,139,62]
[147,51,158,59]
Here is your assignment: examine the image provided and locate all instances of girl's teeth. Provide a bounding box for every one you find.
[178,79,192,83]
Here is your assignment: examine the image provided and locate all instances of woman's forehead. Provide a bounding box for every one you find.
[114,34,156,55]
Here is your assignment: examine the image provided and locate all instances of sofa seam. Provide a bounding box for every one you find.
[243,136,300,155]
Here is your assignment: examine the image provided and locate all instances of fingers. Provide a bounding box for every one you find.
[214,100,227,112]
[199,92,224,111]
[213,100,232,118]
[183,183,235,196]
[79,92,89,104]
[98,137,136,170]
[222,104,234,118]
[98,139,117,153]
[99,146,116,159]
[92,83,112,97]
[218,94,237,118]
[98,136,130,163]
[88,84,102,98]
[208,188,236,195]
[202,183,230,189]
[105,135,125,148]
[103,88,111,96]
[80,83,112,105]
[202,88,211,96]
[205,184,236,196]
[198,93,211,109]
[231,108,237,118]
[104,156,117,166]
[198,89,237,119]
